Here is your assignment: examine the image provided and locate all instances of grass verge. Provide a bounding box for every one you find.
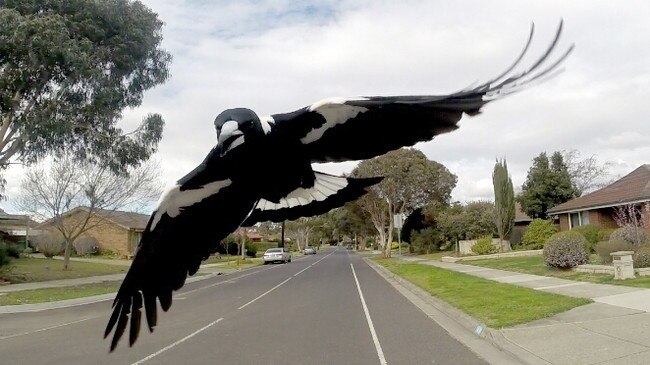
[469,255,650,288]
[0,281,121,306]
[374,258,591,328]
[1,258,128,283]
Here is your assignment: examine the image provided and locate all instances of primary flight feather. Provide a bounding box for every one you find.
[105,21,573,351]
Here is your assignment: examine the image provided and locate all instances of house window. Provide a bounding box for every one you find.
[569,212,589,229]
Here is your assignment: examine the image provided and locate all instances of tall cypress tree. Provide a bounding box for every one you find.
[493,158,515,245]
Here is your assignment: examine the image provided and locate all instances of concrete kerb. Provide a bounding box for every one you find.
[364,257,551,365]
[0,265,257,314]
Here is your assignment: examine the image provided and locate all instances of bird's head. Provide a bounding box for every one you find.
[214,108,263,155]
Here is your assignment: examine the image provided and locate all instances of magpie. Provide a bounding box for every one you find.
[105,22,573,351]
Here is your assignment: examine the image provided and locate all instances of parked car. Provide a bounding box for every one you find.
[304,246,317,255]
[263,248,291,264]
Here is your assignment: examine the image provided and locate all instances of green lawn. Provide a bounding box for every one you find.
[0,258,128,283]
[0,281,121,306]
[469,255,650,288]
[374,258,591,328]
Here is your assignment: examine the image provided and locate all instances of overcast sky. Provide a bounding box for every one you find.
[3,0,650,213]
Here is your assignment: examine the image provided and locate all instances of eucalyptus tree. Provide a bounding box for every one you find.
[0,0,171,196]
[353,148,456,257]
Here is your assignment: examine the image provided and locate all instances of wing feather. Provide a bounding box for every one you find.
[267,22,572,163]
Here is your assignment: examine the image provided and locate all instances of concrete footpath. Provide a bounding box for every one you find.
[0,260,244,314]
[396,257,650,365]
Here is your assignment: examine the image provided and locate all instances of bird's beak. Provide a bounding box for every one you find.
[217,120,244,155]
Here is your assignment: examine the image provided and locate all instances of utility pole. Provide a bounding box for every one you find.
[280,221,285,248]
[240,227,246,259]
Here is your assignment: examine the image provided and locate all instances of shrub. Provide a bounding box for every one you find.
[595,239,635,264]
[23,247,33,255]
[572,225,600,253]
[410,228,444,254]
[245,243,257,257]
[634,245,650,268]
[610,226,649,247]
[509,226,525,248]
[74,237,99,255]
[598,228,615,242]
[3,242,21,258]
[0,242,11,268]
[33,232,64,258]
[522,219,557,249]
[543,232,588,268]
[471,236,497,255]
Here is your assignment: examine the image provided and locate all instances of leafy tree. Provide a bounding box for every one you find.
[461,201,496,240]
[286,217,316,251]
[335,203,375,249]
[421,200,496,250]
[15,154,162,269]
[0,0,171,196]
[493,158,515,245]
[353,148,457,257]
[518,152,578,219]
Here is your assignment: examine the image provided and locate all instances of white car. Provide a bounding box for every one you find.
[263,248,291,264]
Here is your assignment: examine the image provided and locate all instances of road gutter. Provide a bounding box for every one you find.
[364,257,551,365]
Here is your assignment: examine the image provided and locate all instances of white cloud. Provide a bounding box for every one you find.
[3,0,650,212]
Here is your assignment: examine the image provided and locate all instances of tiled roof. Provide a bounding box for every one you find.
[39,207,151,230]
[548,165,650,214]
[514,202,532,222]
[93,208,151,230]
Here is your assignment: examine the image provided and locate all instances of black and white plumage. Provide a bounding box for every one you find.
[105,22,572,351]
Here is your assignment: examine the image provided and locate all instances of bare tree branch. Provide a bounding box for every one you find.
[14,154,163,269]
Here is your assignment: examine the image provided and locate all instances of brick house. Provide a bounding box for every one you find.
[39,207,150,258]
[547,165,650,231]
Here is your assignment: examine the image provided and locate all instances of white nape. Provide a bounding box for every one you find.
[259,115,274,134]
[151,179,232,230]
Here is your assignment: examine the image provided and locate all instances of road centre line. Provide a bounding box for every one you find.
[178,263,284,297]
[237,277,292,310]
[350,263,388,365]
[131,317,224,365]
[179,254,315,297]
[293,249,336,277]
[134,253,325,362]
[0,317,95,340]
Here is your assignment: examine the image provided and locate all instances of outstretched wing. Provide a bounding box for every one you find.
[243,172,382,225]
[104,166,257,351]
[265,22,573,163]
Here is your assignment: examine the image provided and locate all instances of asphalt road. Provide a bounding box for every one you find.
[0,248,489,365]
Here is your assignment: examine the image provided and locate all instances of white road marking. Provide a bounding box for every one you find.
[237,277,292,310]
[178,264,283,297]
[351,263,388,365]
[0,317,95,340]
[131,317,224,365]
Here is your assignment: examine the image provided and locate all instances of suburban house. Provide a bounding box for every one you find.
[514,202,533,228]
[547,165,650,231]
[39,207,150,258]
[0,209,41,247]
